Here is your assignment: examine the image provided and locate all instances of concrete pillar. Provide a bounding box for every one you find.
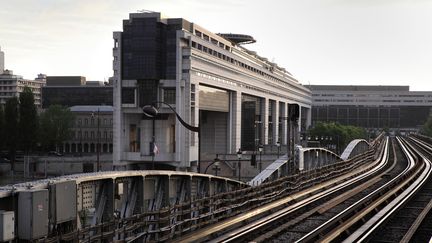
[306,107,312,130]
[273,101,279,144]
[281,102,288,145]
[230,91,242,153]
[113,32,122,168]
[298,105,302,132]
[262,98,269,145]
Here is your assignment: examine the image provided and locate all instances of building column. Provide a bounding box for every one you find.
[281,102,287,145]
[230,91,242,153]
[112,32,123,168]
[262,98,269,145]
[306,107,312,129]
[298,105,302,132]
[273,101,279,144]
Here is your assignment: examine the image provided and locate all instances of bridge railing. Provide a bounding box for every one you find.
[40,147,381,242]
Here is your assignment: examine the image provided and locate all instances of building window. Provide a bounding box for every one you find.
[85,119,88,126]
[84,131,88,139]
[163,88,176,104]
[91,131,95,139]
[122,88,135,104]
[129,124,138,152]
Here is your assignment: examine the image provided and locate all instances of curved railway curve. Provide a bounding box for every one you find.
[176,137,389,242]
[177,135,432,243]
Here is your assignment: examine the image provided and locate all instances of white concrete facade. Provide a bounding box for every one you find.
[0,70,45,107]
[113,12,312,170]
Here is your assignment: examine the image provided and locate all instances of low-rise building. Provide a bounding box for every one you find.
[62,105,113,154]
[307,85,432,133]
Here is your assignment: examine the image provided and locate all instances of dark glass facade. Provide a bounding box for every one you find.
[137,80,158,107]
[121,17,165,80]
[312,105,431,130]
[42,87,113,108]
[121,17,193,107]
[241,95,262,151]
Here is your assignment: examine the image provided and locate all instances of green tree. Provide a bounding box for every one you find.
[0,106,4,152]
[308,122,367,153]
[19,86,38,153]
[39,105,75,151]
[4,97,19,171]
[421,114,432,136]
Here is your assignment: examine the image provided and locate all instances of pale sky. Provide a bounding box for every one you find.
[1,0,431,90]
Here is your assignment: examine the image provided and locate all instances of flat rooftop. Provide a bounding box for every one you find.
[307,85,410,92]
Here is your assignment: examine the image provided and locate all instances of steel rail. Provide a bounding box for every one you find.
[294,137,403,242]
[181,138,389,243]
[398,136,432,242]
[306,136,417,242]
[341,137,432,243]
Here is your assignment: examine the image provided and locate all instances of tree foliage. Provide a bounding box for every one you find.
[308,122,367,152]
[0,106,4,151]
[4,97,19,170]
[19,86,38,153]
[39,105,75,151]
[420,114,432,137]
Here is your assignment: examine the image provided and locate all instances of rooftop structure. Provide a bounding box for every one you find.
[216,33,256,45]
[46,76,86,86]
[42,76,112,108]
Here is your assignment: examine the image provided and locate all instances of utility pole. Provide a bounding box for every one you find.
[97,108,100,171]
[92,108,101,172]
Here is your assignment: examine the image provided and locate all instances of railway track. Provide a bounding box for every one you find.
[176,135,432,243]
[175,138,390,242]
[320,136,430,242]
[365,136,432,243]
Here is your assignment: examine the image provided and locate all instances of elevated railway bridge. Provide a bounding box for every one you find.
[2,133,432,242]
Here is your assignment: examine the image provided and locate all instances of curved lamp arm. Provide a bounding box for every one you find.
[142,101,199,133]
[204,156,221,174]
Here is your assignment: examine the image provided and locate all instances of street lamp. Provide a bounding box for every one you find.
[276,140,280,158]
[258,144,263,172]
[237,149,242,181]
[142,101,201,171]
[213,157,221,176]
[204,155,221,176]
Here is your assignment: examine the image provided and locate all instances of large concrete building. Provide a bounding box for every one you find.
[112,11,312,171]
[0,70,46,107]
[308,85,432,133]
